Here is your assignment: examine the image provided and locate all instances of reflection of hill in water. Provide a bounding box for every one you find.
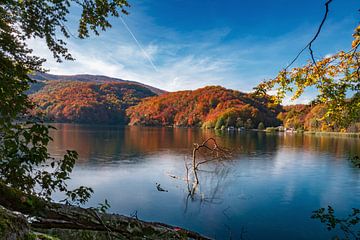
[46,124,360,239]
[277,133,360,158]
[48,124,360,165]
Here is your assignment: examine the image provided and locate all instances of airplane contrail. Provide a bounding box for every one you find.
[120,16,158,72]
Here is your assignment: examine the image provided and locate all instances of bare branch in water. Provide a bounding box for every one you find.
[184,137,232,198]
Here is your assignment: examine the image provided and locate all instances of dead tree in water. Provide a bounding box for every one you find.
[186,137,231,197]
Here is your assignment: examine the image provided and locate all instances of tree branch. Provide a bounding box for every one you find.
[285,0,333,70]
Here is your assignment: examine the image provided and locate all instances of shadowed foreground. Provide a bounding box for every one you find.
[0,183,210,240]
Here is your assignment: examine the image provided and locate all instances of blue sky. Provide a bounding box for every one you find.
[29,0,359,103]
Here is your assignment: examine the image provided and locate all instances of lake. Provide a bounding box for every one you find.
[48,124,360,239]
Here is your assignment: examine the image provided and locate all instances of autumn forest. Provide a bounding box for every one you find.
[29,73,360,133]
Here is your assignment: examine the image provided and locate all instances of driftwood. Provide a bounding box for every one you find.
[186,138,231,195]
[0,183,211,240]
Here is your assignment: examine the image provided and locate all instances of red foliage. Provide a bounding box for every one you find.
[126,86,282,128]
[30,81,155,123]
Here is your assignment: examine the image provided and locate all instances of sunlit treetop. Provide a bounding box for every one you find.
[255,24,360,129]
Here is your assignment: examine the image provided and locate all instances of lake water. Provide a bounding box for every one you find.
[48,124,360,239]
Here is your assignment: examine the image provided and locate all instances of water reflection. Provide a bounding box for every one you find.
[48,124,360,240]
[50,124,360,163]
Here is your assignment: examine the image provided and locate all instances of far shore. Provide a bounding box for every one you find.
[45,122,360,138]
[303,131,360,138]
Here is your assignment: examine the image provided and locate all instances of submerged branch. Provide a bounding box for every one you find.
[185,137,232,198]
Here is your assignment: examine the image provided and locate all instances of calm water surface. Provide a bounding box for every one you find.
[48,124,360,239]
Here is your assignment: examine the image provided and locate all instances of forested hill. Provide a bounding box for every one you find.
[29,80,358,131]
[30,75,354,130]
[279,104,360,132]
[28,72,166,95]
[126,86,283,128]
[30,81,156,124]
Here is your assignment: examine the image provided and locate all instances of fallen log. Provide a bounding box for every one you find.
[0,183,211,239]
[0,205,30,240]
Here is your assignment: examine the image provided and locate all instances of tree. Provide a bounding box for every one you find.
[245,118,253,129]
[253,0,359,130]
[215,116,225,129]
[309,118,319,130]
[255,24,360,130]
[236,117,244,128]
[254,1,360,236]
[225,115,235,127]
[0,0,129,201]
[258,122,265,130]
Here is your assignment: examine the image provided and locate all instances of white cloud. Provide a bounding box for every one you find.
[26,8,356,101]
[27,30,234,91]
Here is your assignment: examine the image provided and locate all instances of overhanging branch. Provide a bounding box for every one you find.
[285,0,333,70]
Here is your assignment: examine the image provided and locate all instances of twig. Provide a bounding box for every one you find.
[89,208,113,240]
[285,0,333,70]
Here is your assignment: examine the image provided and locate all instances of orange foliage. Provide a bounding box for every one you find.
[30,81,155,123]
[280,104,312,129]
[126,86,282,128]
[280,103,357,132]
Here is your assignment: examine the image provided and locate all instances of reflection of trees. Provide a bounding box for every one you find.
[311,206,360,240]
[278,133,360,158]
[48,124,127,163]
[48,124,360,165]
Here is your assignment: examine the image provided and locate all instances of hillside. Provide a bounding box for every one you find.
[29,80,359,131]
[28,72,166,95]
[126,86,283,128]
[279,104,360,132]
[30,81,156,124]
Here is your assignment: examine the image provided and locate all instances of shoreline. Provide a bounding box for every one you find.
[46,122,360,137]
[303,131,360,138]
